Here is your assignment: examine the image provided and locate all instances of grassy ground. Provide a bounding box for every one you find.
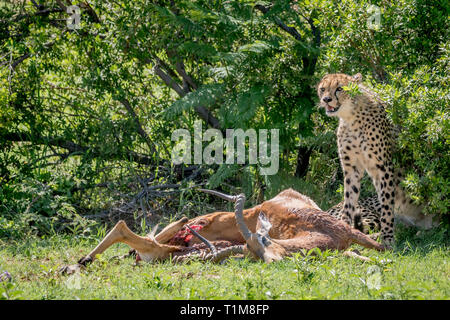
[0,224,448,300]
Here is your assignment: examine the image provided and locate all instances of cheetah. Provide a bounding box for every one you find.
[326,191,439,235]
[327,195,381,234]
[317,73,438,247]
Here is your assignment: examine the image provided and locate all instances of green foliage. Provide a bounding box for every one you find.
[0,269,22,300]
[314,0,449,215]
[0,281,23,300]
[207,164,240,189]
[166,84,225,119]
[342,82,362,97]
[0,0,448,238]
[380,64,449,215]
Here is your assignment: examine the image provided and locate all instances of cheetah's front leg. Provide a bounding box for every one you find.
[370,166,395,248]
[341,162,363,230]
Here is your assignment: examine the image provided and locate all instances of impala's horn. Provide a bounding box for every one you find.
[186,225,217,255]
[200,189,286,263]
[199,189,251,241]
[229,194,285,263]
[199,188,237,202]
[232,193,252,241]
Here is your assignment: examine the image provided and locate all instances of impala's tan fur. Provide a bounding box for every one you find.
[61,188,384,274]
[226,191,384,263]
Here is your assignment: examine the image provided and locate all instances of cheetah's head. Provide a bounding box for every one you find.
[317,73,362,118]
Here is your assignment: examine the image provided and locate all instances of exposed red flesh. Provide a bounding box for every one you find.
[169,224,205,246]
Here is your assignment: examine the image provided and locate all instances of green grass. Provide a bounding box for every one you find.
[1,224,449,300]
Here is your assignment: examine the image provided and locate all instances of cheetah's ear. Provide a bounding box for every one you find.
[315,74,328,90]
[352,73,363,82]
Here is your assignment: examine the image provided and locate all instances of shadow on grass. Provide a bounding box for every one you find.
[393,222,449,256]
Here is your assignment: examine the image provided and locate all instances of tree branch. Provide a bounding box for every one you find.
[10,7,63,22]
[298,11,321,49]
[154,55,181,83]
[119,98,157,154]
[154,64,186,96]
[79,1,101,23]
[154,64,221,129]
[175,60,198,90]
[255,4,321,77]
[2,131,161,166]
[149,5,222,130]
[254,4,303,42]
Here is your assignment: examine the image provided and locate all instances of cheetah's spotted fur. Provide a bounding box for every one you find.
[326,195,381,234]
[325,185,438,239]
[316,73,438,247]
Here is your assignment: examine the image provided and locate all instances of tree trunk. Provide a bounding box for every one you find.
[294,145,312,178]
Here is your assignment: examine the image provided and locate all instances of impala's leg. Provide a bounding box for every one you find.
[79,221,128,263]
[120,216,189,259]
[78,220,180,265]
[342,249,373,262]
[60,221,139,274]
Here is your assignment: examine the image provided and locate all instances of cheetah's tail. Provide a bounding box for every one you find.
[353,213,363,232]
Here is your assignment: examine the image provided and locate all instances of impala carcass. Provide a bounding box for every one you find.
[60,188,384,274]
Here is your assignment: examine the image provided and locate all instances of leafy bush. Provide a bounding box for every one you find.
[313,0,449,216]
[0,0,448,238]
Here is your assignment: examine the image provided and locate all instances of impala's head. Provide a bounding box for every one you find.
[230,194,286,263]
[243,212,286,263]
[198,189,287,263]
[317,73,362,118]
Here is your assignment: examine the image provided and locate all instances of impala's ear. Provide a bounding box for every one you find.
[256,212,272,238]
[148,224,159,239]
[352,73,363,82]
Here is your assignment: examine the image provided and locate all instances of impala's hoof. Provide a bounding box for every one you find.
[77,256,93,266]
[59,263,84,275]
[380,242,393,251]
[369,233,381,241]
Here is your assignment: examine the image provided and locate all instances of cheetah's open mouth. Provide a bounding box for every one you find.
[325,104,340,113]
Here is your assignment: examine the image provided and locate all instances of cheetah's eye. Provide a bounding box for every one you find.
[320,87,325,92]
[336,87,343,92]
